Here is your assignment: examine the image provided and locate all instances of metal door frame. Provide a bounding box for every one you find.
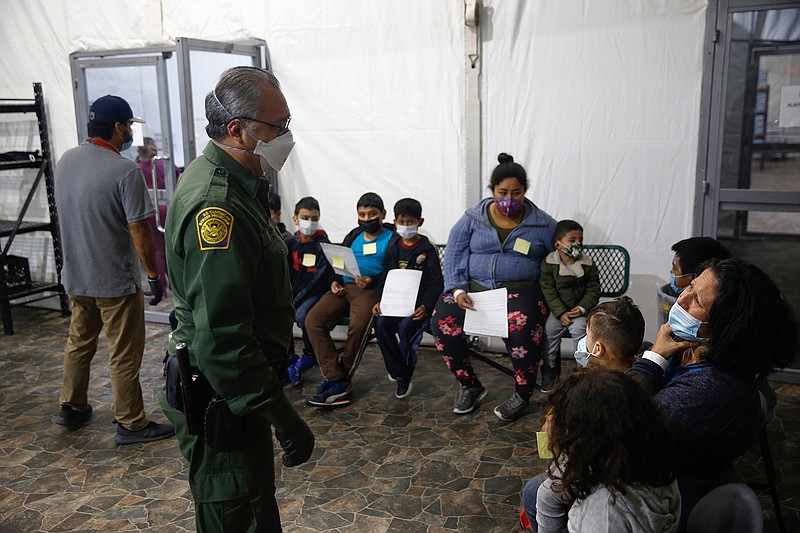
[695,0,800,236]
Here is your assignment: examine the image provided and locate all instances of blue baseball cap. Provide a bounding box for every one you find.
[88,95,145,124]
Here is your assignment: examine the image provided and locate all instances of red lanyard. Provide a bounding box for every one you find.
[86,138,119,154]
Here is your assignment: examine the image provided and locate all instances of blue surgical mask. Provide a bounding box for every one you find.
[669,273,684,295]
[668,303,709,342]
[121,131,134,152]
[574,336,597,367]
[669,273,693,295]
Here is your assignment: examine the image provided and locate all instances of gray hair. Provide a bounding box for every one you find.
[205,66,282,141]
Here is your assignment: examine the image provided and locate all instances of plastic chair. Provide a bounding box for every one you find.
[686,483,763,533]
[753,374,786,533]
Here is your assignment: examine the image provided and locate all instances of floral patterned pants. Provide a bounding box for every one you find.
[432,285,548,401]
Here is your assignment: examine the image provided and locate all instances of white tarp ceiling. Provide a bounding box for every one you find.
[0,0,708,334]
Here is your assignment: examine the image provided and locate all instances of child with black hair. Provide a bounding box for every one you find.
[539,219,600,392]
[268,192,294,243]
[573,296,645,372]
[372,198,444,399]
[305,192,394,406]
[520,369,680,533]
[285,196,334,385]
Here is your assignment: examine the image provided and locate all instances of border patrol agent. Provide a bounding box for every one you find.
[160,66,314,532]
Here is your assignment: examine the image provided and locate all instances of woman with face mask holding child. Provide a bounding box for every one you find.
[432,153,557,421]
[629,258,797,530]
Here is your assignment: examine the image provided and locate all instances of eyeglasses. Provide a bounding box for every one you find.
[236,115,291,136]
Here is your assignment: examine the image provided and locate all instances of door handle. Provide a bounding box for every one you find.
[150,155,170,233]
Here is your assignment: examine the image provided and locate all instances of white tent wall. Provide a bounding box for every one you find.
[482,0,707,336]
[0,0,708,339]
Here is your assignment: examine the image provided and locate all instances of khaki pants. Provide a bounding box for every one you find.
[60,291,149,430]
[306,284,379,381]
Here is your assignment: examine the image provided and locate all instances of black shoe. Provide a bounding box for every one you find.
[453,385,487,414]
[396,378,414,399]
[56,404,92,429]
[115,421,175,445]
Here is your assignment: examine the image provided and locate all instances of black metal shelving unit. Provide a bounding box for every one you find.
[0,83,69,334]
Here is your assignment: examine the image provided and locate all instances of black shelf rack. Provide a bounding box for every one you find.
[0,83,69,334]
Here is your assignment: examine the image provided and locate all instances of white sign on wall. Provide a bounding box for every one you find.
[779,85,800,128]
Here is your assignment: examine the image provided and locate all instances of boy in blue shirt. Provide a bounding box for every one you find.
[372,199,444,399]
[286,196,334,385]
[305,192,394,406]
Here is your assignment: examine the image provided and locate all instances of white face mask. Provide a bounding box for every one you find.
[297,219,318,237]
[251,130,295,173]
[395,224,418,239]
[574,336,598,367]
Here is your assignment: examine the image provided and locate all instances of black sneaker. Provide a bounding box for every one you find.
[115,421,175,445]
[494,393,529,421]
[396,378,414,399]
[56,404,92,429]
[452,385,487,414]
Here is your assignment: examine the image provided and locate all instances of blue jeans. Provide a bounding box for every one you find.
[522,466,572,533]
[295,295,322,356]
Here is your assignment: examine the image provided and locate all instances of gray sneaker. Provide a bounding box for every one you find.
[453,385,487,414]
[494,393,529,421]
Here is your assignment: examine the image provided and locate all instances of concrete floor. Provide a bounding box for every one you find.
[0,305,798,532]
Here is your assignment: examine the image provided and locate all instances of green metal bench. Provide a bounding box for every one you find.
[461,244,631,377]
[338,243,631,379]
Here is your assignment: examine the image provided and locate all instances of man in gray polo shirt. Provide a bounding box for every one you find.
[54,95,174,444]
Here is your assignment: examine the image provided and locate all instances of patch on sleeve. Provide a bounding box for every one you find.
[196,207,234,251]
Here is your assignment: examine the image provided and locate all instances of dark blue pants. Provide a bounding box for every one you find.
[293,294,322,357]
[374,315,427,380]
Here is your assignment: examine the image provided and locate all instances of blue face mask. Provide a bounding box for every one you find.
[669,273,693,295]
[574,336,597,367]
[121,136,134,151]
[668,303,709,342]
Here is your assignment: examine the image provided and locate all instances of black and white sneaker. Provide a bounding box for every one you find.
[395,378,413,399]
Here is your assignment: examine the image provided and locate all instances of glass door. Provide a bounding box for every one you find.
[698,1,800,378]
[70,39,266,325]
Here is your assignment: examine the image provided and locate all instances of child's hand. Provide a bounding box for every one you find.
[567,307,582,318]
[412,305,427,320]
[331,281,345,296]
[355,276,372,289]
[559,312,573,326]
[372,302,381,316]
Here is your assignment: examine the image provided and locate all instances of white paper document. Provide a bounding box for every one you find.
[463,288,509,338]
[320,243,361,278]
[380,269,423,317]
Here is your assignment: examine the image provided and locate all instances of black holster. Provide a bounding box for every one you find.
[165,352,243,451]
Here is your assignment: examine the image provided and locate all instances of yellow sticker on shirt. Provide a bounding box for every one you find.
[302,253,316,267]
[536,432,554,459]
[196,207,234,251]
[513,238,531,255]
[333,255,345,269]
[363,242,377,255]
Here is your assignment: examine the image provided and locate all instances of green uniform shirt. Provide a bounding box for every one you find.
[163,141,299,501]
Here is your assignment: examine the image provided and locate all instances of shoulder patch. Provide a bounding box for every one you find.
[196,207,234,251]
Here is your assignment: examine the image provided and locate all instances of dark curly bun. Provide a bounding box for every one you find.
[490,153,527,191]
[497,153,514,165]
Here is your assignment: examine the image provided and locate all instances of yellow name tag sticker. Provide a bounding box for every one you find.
[363,242,377,255]
[196,207,234,251]
[302,253,316,267]
[536,432,553,459]
[333,255,345,269]
[513,238,531,255]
